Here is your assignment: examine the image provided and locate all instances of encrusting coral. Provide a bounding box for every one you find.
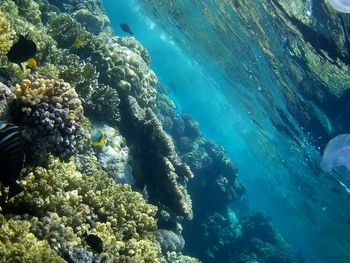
[9,154,161,262]
[15,73,87,158]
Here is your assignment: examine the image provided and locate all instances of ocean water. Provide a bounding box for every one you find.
[103,1,350,262]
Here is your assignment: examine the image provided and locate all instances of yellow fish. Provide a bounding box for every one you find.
[91,129,105,148]
[26,57,37,68]
[73,39,83,49]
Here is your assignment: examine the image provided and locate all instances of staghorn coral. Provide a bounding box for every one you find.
[0,8,14,54]
[120,96,193,220]
[0,215,65,262]
[10,154,161,262]
[15,73,87,158]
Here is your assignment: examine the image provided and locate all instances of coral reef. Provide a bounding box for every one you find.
[0,82,15,121]
[0,8,14,54]
[0,215,65,262]
[73,8,110,35]
[156,229,185,253]
[85,84,121,125]
[9,154,161,261]
[93,125,134,185]
[15,73,87,158]
[91,37,158,107]
[120,96,193,220]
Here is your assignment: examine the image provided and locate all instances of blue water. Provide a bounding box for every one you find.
[103,1,350,262]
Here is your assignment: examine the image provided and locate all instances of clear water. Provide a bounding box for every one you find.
[103,1,350,262]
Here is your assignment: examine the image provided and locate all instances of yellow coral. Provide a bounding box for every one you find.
[0,9,14,54]
[16,73,84,123]
[11,155,161,262]
[0,215,65,262]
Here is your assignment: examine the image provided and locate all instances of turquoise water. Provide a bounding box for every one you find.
[103,1,350,262]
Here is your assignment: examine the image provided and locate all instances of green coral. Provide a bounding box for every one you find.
[0,215,65,262]
[10,154,161,261]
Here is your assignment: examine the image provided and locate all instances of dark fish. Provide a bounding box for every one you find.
[84,233,103,253]
[7,34,37,69]
[120,23,133,35]
[0,122,25,199]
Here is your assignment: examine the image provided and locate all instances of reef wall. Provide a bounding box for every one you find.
[0,0,302,262]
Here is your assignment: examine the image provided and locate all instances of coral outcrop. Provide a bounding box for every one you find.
[0,215,65,262]
[120,96,193,220]
[15,73,87,158]
[92,37,158,107]
[9,154,161,262]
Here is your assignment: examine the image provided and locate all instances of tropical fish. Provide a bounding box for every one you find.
[91,129,105,148]
[73,39,83,49]
[0,121,25,199]
[26,58,37,69]
[120,23,133,35]
[7,34,37,69]
[83,233,103,253]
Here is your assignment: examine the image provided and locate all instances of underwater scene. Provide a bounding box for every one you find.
[0,0,350,262]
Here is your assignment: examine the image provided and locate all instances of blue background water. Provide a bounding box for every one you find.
[103,0,350,262]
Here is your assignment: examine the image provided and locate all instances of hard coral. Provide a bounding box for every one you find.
[11,155,161,262]
[0,215,65,262]
[121,96,193,220]
[0,9,14,54]
[15,73,87,158]
[92,37,158,107]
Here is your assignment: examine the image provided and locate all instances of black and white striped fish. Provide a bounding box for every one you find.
[0,121,24,199]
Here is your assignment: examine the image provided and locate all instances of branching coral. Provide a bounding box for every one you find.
[9,154,161,261]
[0,215,65,262]
[15,73,87,158]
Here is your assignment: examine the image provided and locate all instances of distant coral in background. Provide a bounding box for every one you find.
[15,73,87,158]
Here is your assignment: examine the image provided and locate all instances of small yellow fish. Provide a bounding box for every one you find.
[26,57,37,68]
[73,39,83,49]
[91,129,105,148]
